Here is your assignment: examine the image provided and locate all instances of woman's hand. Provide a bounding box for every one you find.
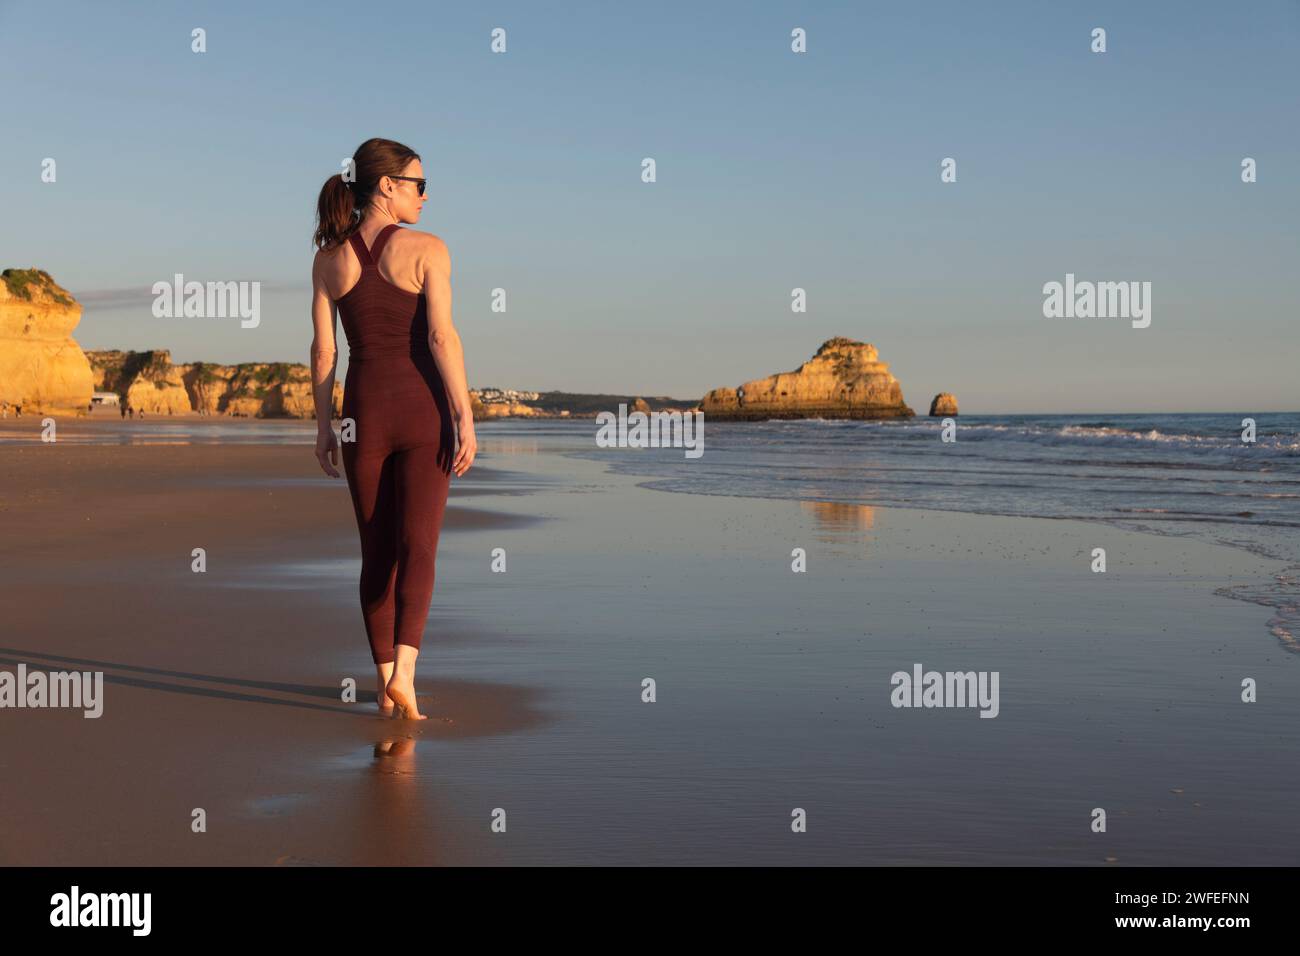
[452,413,477,477]
[316,427,341,477]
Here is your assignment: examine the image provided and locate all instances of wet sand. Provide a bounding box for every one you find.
[0,426,545,865]
[1,417,1297,865]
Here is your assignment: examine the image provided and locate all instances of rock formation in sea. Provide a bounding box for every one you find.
[929,393,958,416]
[701,337,914,421]
[0,269,95,414]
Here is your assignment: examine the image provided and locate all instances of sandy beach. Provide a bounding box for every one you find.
[0,420,546,865]
[1,416,1297,865]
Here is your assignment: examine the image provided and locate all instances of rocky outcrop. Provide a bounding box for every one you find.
[3,267,696,421]
[472,386,544,419]
[86,350,344,418]
[82,350,672,421]
[493,391,683,419]
[475,399,542,419]
[0,269,95,414]
[701,337,914,421]
[929,393,958,416]
[90,350,190,415]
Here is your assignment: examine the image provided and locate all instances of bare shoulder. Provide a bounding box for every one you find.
[311,246,331,280]
[398,229,449,262]
[313,242,347,269]
[312,243,350,298]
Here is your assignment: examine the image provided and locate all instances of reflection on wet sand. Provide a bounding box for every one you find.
[802,499,876,534]
[477,437,541,456]
[372,735,419,774]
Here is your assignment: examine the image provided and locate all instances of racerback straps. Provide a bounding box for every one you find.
[369,223,401,262]
[348,224,400,270]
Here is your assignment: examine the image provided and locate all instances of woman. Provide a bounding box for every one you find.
[310,137,477,720]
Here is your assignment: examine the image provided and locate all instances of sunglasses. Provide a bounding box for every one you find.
[388,175,426,196]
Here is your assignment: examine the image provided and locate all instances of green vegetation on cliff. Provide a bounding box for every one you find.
[2,268,73,306]
[250,362,294,385]
[190,361,222,385]
[121,350,172,384]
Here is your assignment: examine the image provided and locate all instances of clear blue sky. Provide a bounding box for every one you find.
[2,0,1297,412]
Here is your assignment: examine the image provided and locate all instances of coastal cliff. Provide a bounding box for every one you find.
[0,268,695,420]
[86,350,345,418]
[83,352,695,421]
[0,269,96,414]
[701,337,914,421]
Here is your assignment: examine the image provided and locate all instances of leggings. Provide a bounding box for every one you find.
[341,363,454,665]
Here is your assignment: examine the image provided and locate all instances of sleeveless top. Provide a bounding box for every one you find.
[336,223,431,362]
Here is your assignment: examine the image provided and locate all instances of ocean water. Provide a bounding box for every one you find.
[12,411,1296,559]
[8,411,1297,557]
[561,411,1300,651]
[560,412,1300,560]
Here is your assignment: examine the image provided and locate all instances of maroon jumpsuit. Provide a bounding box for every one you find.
[336,223,454,665]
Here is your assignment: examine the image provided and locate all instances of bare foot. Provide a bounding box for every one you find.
[375,663,396,715]
[385,676,427,720]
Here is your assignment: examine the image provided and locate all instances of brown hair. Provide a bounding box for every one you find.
[313,138,421,250]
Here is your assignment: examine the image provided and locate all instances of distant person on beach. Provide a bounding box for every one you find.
[310,137,477,720]
[127,406,133,419]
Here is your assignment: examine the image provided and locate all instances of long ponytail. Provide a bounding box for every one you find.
[313,138,421,251]
[314,174,357,250]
